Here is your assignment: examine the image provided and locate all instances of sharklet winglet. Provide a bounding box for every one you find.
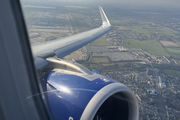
[99,6,111,27]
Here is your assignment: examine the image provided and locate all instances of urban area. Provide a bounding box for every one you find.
[22,2,180,120]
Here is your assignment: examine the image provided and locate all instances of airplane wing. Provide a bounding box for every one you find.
[1,0,139,119]
[31,6,139,120]
[32,6,111,69]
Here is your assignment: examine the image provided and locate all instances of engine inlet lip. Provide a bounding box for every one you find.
[80,83,139,120]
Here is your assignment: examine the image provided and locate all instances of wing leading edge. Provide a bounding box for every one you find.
[33,6,111,69]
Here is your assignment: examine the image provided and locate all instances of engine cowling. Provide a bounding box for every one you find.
[45,58,139,120]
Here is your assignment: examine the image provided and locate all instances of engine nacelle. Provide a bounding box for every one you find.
[45,58,139,120]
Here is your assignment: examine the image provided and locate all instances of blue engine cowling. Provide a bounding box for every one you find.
[45,58,139,120]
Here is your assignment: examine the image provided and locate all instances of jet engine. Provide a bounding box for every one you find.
[41,57,139,120]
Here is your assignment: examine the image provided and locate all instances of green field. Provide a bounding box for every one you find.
[165,47,180,59]
[163,69,180,77]
[130,28,151,36]
[130,27,180,37]
[90,57,109,63]
[109,18,127,25]
[118,63,126,67]
[157,29,180,37]
[123,39,169,56]
[90,37,109,46]
[165,47,180,54]
[175,42,180,47]
[147,28,180,37]
[146,28,160,34]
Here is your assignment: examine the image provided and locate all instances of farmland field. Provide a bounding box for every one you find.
[163,69,180,77]
[89,57,109,63]
[160,41,178,47]
[165,47,180,59]
[90,37,110,46]
[123,39,169,56]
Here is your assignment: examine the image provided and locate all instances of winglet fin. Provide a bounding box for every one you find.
[99,6,111,27]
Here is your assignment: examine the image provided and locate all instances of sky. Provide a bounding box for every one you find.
[57,0,180,6]
[21,0,180,7]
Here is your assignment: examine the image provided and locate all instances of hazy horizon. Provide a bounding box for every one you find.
[21,0,180,8]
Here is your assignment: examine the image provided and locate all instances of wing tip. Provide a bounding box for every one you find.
[99,6,111,27]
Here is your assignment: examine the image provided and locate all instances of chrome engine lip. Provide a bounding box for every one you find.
[80,83,139,120]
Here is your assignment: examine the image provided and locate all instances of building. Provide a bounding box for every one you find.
[158,76,166,88]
